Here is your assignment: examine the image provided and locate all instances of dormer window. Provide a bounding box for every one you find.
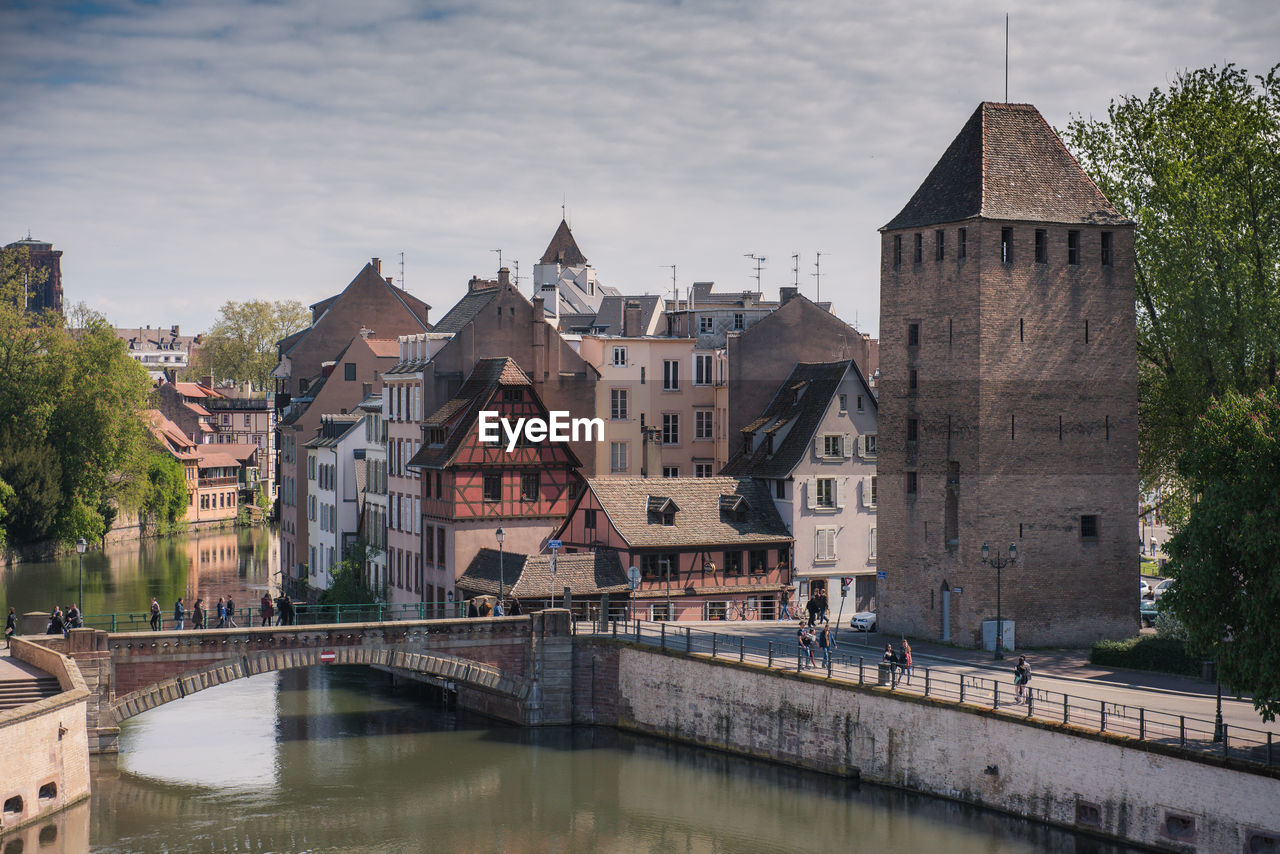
[428,427,446,445]
[647,496,679,526]
[719,494,749,524]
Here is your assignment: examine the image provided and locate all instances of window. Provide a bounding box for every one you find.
[863,434,877,457]
[905,470,918,496]
[907,417,918,442]
[907,322,920,347]
[823,434,842,457]
[1068,230,1080,265]
[344,362,356,381]
[958,227,967,259]
[893,235,902,269]
[610,388,628,420]
[435,471,443,499]
[695,463,713,478]
[663,360,679,391]
[1034,229,1047,263]
[650,602,671,621]
[244,414,251,427]
[612,346,627,366]
[699,316,714,333]
[640,366,645,384]
[662,466,679,478]
[749,549,768,574]
[695,410,713,440]
[913,233,923,263]
[521,471,539,501]
[1101,231,1113,266]
[705,600,728,620]
[868,475,878,507]
[869,528,877,560]
[908,369,918,390]
[438,528,446,569]
[815,477,836,508]
[815,528,837,562]
[584,508,597,531]
[642,553,675,579]
[483,474,501,502]
[733,313,745,330]
[723,551,742,575]
[838,394,847,414]
[775,479,786,499]
[502,388,523,402]
[1001,227,1013,264]
[1081,514,1099,539]
[856,394,864,412]
[694,353,712,385]
[935,229,945,261]
[610,442,628,473]
[662,413,679,445]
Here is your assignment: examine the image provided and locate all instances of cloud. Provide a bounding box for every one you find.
[2,0,1277,336]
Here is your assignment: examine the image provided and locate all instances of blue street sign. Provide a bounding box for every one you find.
[548,539,562,549]
[876,571,887,580]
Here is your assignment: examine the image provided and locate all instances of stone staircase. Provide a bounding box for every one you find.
[0,675,62,710]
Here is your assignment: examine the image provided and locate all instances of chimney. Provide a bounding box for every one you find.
[641,426,662,478]
[202,375,213,388]
[623,301,642,337]
[359,326,373,339]
[362,382,372,398]
[498,267,510,288]
[322,361,335,378]
[780,286,798,305]
[371,257,382,275]
[469,275,486,291]
[532,295,544,319]
[385,276,394,285]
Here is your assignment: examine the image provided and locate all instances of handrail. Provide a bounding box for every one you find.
[581,619,1279,771]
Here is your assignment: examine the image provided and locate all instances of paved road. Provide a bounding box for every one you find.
[606,619,1280,748]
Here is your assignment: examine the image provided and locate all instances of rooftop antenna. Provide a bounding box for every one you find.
[668,265,677,309]
[1004,13,1009,103]
[744,254,765,295]
[792,253,800,289]
[492,248,503,276]
[562,194,566,222]
[513,260,520,289]
[399,251,406,291]
[811,252,826,305]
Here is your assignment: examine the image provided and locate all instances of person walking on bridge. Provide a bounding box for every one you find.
[1013,655,1031,704]
[5,606,17,648]
[260,593,274,627]
[216,596,227,628]
[149,597,161,632]
[226,596,238,628]
[193,598,205,630]
[173,598,186,631]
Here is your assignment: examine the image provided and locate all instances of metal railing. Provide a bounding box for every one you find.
[577,619,1279,771]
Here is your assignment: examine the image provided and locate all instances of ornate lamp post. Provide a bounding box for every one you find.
[981,542,1017,660]
[75,538,88,618]
[495,527,506,615]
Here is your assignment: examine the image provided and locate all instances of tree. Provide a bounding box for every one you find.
[191,299,311,391]
[318,541,384,608]
[1061,65,1280,504]
[0,433,63,542]
[1163,387,1280,721]
[142,452,189,535]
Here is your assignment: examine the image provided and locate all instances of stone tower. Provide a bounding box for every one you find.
[877,102,1138,648]
[5,236,64,315]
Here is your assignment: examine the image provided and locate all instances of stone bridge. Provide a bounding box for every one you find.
[54,611,571,753]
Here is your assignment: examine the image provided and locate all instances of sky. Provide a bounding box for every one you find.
[3,0,1277,338]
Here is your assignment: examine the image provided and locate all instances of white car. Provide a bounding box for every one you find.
[849,611,877,632]
[1152,579,1174,601]
[1140,580,1150,599]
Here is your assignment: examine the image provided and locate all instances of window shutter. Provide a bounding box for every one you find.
[806,478,817,510]
[836,478,846,509]
[814,529,822,559]
[854,435,864,458]
[814,435,823,456]
[843,433,853,458]
[860,476,870,508]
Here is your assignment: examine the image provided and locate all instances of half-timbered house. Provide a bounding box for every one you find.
[555,476,793,621]
[406,357,583,604]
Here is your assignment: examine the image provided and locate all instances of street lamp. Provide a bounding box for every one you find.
[495,527,506,616]
[981,542,1017,660]
[75,538,88,620]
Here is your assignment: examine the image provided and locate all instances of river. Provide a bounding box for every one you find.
[3,531,1139,853]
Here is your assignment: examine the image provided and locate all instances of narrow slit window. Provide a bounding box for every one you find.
[1034,229,1047,263]
[1001,228,1013,264]
[1011,413,1015,440]
[893,235,902,269]
[914,233,923,264]
[1019,318,1024,342]
[1101,231,1113,266]
[1068,230,1080,265]
[908,368,918,390]
[1085,319,1090,344]
[935,229,945,261]
[958,227,967,259]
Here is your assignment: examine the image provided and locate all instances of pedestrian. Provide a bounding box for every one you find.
[882,643,898,688]
[260,593,274,627]
[494,598,505,617]
[67,603,82,630]
[149,597,161,631]
[282,596,295,626]
[48,607,65,636]
[4,606,16,647]
[467,598,479,618]
[226,596,238,628]
[173,598,186,631]
[216,596,226,628]
[902,640,914,685]
[818,620,835,669]
[193,598,206,629]
[1013,655,1031,704]
[796,625,809,667]
[478,599,492,618]
[275,595,287,626]
[508,598,522,617]
[801,626,817,668]
[805,594,819,627]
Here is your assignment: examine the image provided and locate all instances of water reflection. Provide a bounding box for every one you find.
[80,667,1141,854]
[0,527,278,621]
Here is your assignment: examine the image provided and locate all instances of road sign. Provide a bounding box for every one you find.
[548,539,562,549]
[627,565,641,589]
[840,576,853,597]
[319,650,336,664]
[876,571,887,580]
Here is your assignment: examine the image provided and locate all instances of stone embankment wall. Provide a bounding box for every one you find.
[572,640,1280,854]
[0,639,92,838]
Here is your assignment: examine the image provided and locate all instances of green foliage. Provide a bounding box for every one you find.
[143,452,189,534]
[0,474,14,548]
[1061,64,1280,491]
[1154,607,1188,643]
[1164,386,1280,720]
[317,541,384,607]
[0,433,63,542]
[1089,636,1199,677]
[189,299,311,390]
[0,245,49,314]
[1139,557,1161,577]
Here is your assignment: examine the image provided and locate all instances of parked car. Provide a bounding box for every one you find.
[849,611,877,632]
[1140,599,1158,628]
[1152,579,1174,601]
[1140,579,1150,599]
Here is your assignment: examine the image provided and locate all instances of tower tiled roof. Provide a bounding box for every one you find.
[882,102,1130,231]
[539,219,588,266]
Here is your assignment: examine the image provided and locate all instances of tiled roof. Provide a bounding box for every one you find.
[457,548,629,598]
[304,414,363,448]
[195,452,241,469]
[174,382,219,399]
[882,102,1130,231]
[207,443,259,462]
[406,357,534,469]
[582,477,791,549]
[366,338,400,358]
[431,286,499,334]
[143,410,197,456]
[722,360,875,480]
[539,219,588,266]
